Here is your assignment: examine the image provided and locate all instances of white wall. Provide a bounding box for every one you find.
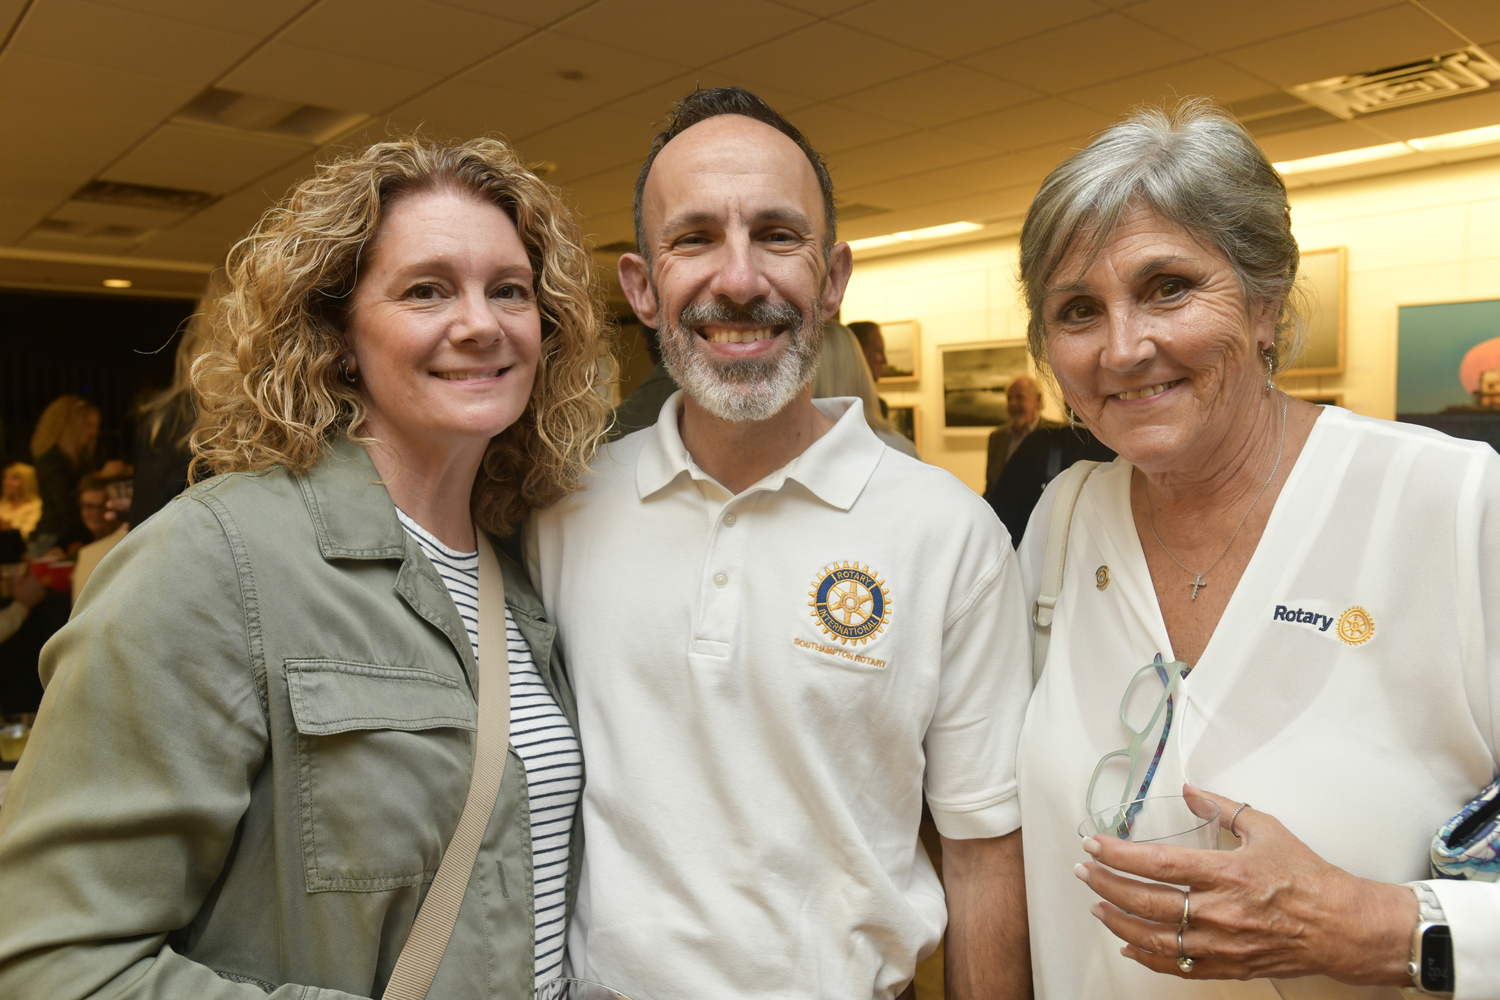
[842,154,1500,494]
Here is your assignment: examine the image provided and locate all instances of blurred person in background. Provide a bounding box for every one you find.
[848,319,889,417]
[70,472,132,603]
[813,320,919,458]
[0,463,41,540]
[1017,100,1500,998]
[609,324,679,437]
[983,376,1058,494]
[0,569,45,649]
[0,135,610,1000]
[29,396,127,554]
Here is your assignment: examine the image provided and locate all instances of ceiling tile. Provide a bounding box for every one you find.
[433,0,596,28]
[602,71,816,125]
[0,197,64,245]
[0,51,198,125]
[556,162,639,219]
[462,31,690,108]
[552,0,814,65]
[1219,6,1467,87]
[1064,56,1272,115]
[13,0,259,84]
[48,201,188,230]
[707,21,941,102]
[1419,0,1500,45]
[1254,120,1396,162]
[100,122,311,194]
[0,103,153,176]
[1352,87,1500,141]
[827,130,1000,190]
[769,0,868,15]
[0,0,26,34]
[278,0,533,75]
[90,0,309,34]
[786,102,915,154]
[961,13,1198,95]
[384,78,590,145]
[835,0,1107,59]
[1124,0,1399,53]
[510,110,657,185]
[832,64,1044,128]
[219,40,442,113]
[576,206,636,247]
[935,98,1111,153]
[842,151,1057,209]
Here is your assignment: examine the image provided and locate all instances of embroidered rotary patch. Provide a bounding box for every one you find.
[808,562,891,645]
[1336,605,1375,645]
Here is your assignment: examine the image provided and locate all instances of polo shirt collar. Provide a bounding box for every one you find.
[635,391,886,511]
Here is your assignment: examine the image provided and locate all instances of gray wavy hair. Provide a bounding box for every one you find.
[1019,98,1306,377]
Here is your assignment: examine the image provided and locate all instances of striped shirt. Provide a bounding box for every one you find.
[395,508,581,986]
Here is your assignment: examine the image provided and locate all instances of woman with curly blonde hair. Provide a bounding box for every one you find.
[0,136,612,1000]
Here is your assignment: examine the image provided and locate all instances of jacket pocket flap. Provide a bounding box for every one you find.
[286,660,477,736]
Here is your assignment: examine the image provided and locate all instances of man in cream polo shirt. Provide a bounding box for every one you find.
[527,88,1033,1000]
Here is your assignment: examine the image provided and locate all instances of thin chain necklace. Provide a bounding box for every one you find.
[1147,391,1289,601]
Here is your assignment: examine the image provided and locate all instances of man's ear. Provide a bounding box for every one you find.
[617,253,659,328]
[819,242,855,320]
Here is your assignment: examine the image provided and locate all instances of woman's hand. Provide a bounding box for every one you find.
[1075,786,1418,986]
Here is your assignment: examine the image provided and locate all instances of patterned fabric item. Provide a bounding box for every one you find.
[1432,776,1500,881]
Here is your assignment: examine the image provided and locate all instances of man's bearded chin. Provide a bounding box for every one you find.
[658,297,824,423]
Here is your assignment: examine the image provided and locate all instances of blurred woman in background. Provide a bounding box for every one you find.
[812,321,919,457]
[29,395,126,552]
[0,135,611,1000]
[0,463,41,540]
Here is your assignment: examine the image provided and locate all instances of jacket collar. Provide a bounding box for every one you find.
[296,436,408,561]
[636,391,886,511]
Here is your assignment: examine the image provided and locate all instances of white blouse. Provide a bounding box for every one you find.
[1016,407,1500,1000]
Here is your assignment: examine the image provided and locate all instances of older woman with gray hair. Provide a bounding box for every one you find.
[1015,100,1500,998]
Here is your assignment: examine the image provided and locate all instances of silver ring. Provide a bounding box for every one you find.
[1177,927,1194,973]
[1229,802,1252,838]
[1179,887,1191,930]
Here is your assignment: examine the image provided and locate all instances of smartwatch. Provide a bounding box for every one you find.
[1406,882,1454,996]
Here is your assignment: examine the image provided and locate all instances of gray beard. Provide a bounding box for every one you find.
[658,297,823,423]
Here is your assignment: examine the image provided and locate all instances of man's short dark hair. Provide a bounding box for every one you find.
[847,321,881,348]
[633,87,837,260]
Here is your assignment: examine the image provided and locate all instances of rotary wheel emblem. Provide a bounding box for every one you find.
[808,562,891,645]
[1336,605,1375,645]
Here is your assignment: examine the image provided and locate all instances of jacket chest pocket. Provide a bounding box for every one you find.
[285,659,478,892]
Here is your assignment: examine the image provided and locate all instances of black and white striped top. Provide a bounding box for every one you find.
[395,508,581,986]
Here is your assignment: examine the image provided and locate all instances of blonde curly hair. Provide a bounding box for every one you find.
[192,135,612,534]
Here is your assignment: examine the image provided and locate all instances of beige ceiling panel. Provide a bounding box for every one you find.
[0,102,152,177]
[836,0,1107,60]
[603,71,815,124]
[1219,6,1466,87]
[557,162,638,220]
[771,0,868,15]
[1124,0,1397,53]
[935,98,1110,153]
[787,102,916,155]
[553,0,813,65]
[93,0,310,34]
[840,152,1051,209]
[0,51,197,125]
[220,41,441,114]
[101,123,310,194]
[0,0,27,34]
[278,0,533,75]
[1064,56,1272,116]
[510,110,657,186]
[0,254,210,297]
[833,63,1044,128]
[1420,0,1500,45]
[1354,87,1500,140]
[434,0,596,28]
[0,197,65,245]
[463,31,689,107]
[48,201,187,230]
[829,130,999,190]
[1254,120,1395,162]
[708,21,941,102]
[385,78,590,144]
[577,206,636,247]
[961,13,1196,95]
[13,0,259,84]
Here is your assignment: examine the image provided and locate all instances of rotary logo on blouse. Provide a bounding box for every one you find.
[808,562,891,645]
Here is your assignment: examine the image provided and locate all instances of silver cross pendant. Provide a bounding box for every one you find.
[1190,575,1206,600]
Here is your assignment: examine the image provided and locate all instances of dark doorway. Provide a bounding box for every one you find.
[0,291,196,466]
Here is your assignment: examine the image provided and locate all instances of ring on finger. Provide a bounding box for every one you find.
[1229,802,1252,838]
[1179,887,1191,930]
[1177,928,1194,974]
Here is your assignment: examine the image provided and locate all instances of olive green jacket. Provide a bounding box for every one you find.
[0,439,581,1000]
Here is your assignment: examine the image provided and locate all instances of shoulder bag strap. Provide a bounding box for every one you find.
[1032,460,1101,686]
[384,533,511,1000]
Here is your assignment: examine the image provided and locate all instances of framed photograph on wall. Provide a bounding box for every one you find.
[876,319,920,383]
[1394,297,1500,451]
[1284,246,1346,377]
[885,402,921,455]
[940,340,1031,431]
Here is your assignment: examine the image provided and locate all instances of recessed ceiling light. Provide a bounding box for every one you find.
[102,278,133,288]
[848,221,984,252]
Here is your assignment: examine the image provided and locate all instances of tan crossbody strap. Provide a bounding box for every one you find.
[384,533,510,1000]
[1032,460,1100,686]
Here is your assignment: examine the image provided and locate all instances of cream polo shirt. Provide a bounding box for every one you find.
[1016,407,1500,1000]
[527,393,1032,1000]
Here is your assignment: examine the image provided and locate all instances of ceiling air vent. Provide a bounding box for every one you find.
[177,87,370,145]
[72,180,220,212]
[1292,46,1500,119]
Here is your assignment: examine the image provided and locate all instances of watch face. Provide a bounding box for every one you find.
[1421,925,1455,993]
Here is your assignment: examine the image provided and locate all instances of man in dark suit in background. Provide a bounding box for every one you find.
[983,376,1056,494]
